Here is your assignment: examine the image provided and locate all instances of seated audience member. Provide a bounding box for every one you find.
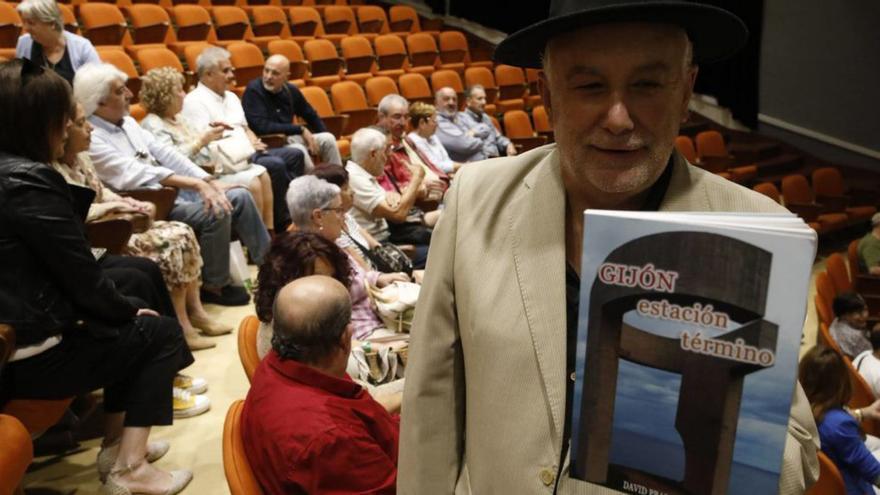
[859,213,880,275]
[0,58,192,494]
[183,47,305,232]
[242,276,400,495]
[140,67,275,232]
[242,54,342,170]
[286,175,411,339]
[855,330,880,398]
[800,346,880,494]
[54,101,226,350]
[434,86,487,162]
[406,101,462,175]
[74,62,270,306]
[375,94,448,201]
[254,232,405,405]
[346,127,432,268]
[459,84,518,158]
[831,292,875,359]
[15,0,99,84]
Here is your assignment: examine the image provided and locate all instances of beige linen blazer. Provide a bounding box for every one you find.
[398,144,819,494]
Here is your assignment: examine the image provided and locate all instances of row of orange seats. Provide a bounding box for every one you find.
[753,167,877,235]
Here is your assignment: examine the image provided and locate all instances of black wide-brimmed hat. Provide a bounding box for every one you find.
[494,0,748,68]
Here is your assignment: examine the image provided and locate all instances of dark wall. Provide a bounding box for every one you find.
[760,0,880,154]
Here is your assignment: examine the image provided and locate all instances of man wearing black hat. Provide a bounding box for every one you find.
[399,2,819,494]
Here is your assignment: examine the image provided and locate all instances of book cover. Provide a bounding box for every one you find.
[569,211,816,495]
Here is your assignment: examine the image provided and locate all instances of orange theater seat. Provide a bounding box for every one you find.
[237,315,260,383]
[365,76,398,107]
[826,253,852,294]
[228,41,265,95]
[303,38,343,89]
[223,400,265,495]
[494,64,527,113]
[531,104,553,142]
[300,86,348,139]
[405,32,439,76]
[79,3,129,47]
[389,5,436,38]
[0,2,23,57]
[0,414,32,495]
[168,5,215,57]
[694,130,730,159]
[354,5,388,42]
[322,5,356,46]
[340,35,376,86]
[805,450,845,495]
[781,174,849,235]
[398,72,432,105]
[812,166,877,224]
[330,80,377,136]
[287,6,324,47]
[124,4,174,56]
[503,110,546,153]
[674,135,698,164]
[250,6,290,47]
[439,30,491,71]
[373,34,408,81]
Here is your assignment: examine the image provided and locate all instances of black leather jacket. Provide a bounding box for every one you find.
[0,153,136,347]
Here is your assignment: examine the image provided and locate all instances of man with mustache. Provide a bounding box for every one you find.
[398,1,820,494]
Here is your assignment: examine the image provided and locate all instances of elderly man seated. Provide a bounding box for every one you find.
[375,94,447,203]
[74,62,270,306]
[459,84,518,159]
[182,47,305,232]
[346,127,433,269]
[433,86,493,163]
[242,276,399,495]
[242,54,342,170]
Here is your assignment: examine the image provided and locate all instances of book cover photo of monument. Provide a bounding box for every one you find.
[569,211,817,495]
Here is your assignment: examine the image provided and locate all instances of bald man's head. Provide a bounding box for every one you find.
[262,54,290,93]
[434,87,458,116]
[272,275,352,364]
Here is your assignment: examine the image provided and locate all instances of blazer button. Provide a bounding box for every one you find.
[539,468,555,486]
[75,320,85,327]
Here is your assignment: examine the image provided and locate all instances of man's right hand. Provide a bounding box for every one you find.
[198,181,233,216]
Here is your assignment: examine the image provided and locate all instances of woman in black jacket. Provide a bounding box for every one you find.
[0,59,192,494]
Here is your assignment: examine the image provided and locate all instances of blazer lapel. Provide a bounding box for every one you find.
[659,153,711,211]
[508,149,568,446]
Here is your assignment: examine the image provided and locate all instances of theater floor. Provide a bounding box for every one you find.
[20,256,826,494]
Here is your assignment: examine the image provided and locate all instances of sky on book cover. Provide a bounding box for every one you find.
[570,214,815,494]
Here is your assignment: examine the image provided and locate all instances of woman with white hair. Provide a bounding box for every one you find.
[285,175,411,340]
[139,67,275,229]
[15,0,99,84]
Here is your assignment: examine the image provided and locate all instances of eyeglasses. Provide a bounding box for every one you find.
[321,206,345,216]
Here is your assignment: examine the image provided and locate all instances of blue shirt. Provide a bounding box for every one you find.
[818,408,880,495]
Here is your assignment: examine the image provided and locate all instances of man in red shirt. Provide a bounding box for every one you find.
[241,276,399,494]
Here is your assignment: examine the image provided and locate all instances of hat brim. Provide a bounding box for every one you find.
[494,2,748,68]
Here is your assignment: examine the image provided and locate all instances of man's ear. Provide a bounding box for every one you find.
[340,324,353,355]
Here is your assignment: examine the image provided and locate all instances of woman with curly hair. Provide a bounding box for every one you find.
[139,67,274,230]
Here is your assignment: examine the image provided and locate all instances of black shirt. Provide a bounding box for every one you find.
[559,158,675,486]
[241,78,327,136]
[31,43,75,85]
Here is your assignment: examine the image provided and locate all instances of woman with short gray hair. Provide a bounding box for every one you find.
[15,0,99,84]
[285,175,411,341]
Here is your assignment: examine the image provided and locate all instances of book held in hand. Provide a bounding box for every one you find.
[569,211,816,495]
